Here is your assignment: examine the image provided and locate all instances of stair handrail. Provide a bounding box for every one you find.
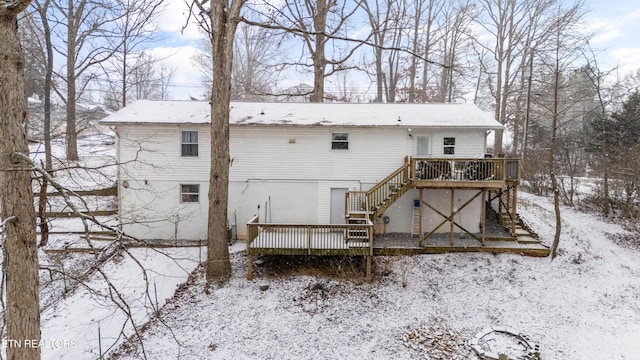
[365,161,411,211]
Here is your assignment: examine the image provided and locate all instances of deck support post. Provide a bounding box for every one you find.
[481,189,487,246]
[419,188,423,239]
[307,226,312,255]
[498,189,503,216]
[247,252,253,280]
[512,186,518,236]
[366,226,373,283]
[450,188,455,246]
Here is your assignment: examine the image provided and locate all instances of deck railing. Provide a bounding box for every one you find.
[345,161,411,218]
[411,158,519,182]
[247,219,374,256]
[366,160,411,208]
[346,191,368,214]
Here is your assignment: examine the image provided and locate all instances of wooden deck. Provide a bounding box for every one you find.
[245,156,548,281]
[246,216,374,280]
[250,230,371,256]
[373,233,549,257]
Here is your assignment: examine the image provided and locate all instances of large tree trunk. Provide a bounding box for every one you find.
[65,1,79,161]
[549,31,562,260]
[206,0,245,286]
[0,9,42,360]
[309,0,328,103]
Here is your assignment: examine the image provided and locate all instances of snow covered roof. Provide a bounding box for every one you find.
[100,100,502,129]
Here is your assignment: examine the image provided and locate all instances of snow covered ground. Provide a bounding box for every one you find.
[108,192,640,360]
[41,247,202,360]
[5,134,639,359]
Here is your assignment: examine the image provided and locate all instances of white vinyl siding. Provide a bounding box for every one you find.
[115,123,491,240]
[229,126,409,183]
[431,131,485,158]
[117,125,211,182]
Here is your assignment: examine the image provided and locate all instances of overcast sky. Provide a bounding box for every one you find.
[153,0,640,101]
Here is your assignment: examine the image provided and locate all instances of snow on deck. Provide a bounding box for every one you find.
[250,230,370,251]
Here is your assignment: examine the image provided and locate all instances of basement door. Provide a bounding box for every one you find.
[330,188,348,224]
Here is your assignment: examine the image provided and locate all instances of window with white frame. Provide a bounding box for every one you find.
[180,184,200,203]
[443,137,455,155]
[331,132,349,150]
[181,131,198,156]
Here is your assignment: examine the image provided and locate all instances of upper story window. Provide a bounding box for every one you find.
[443,137,455,155]
[331,132,349,150]
[180,184,200,203]
[181,131,199,157]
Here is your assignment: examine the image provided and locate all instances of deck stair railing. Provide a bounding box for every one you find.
[345,160,412,222]
[344,157,520,224]
[344,194,372,241]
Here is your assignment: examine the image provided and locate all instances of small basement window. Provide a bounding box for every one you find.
[180,184,200,203]
[332,132,349,150]
[443,137,455,155]
[181,131,199,157]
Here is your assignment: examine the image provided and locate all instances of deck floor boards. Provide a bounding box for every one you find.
[372,233,549,257]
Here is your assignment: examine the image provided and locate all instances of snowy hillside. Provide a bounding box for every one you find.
[109,192,640,360]
[5,134,638,359]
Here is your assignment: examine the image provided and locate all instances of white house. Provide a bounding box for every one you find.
[101,100,508,242]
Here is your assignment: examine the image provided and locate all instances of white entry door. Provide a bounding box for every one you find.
[330,188,348,224]
[416,134,431,157]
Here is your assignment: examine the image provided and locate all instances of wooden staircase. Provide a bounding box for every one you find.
[345,160,412,224]
[346,212,371,242]
[495,207,541,244]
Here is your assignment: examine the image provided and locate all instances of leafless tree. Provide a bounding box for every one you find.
[189,0,246,286]
[105,0,167,109]
[105,52,176,111]
[20,1,55,171]
[361,0,393,102]
[50,0,125,161]
[263,0,364,102]
[192,21,282,101]
[432,0,475,103]
[534,2,585,259]
[0,2,42,359]
[381,0,407,103]
[474,0,562,155]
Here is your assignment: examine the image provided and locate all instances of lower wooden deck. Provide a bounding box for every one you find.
[249,230,371,256]
[372,233,549,257]
[248,232,549,257]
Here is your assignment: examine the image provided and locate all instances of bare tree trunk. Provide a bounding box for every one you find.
[420,0,436,100]
[549,21,562,260]
[205,0,245,286]
[309,0,328,103]
[362,0,391,103]
[0,6,42,360]
[36,0,54,171]
[602,136,610,217]
[65,0,79,161]
[122,40,128,107]
[407,0,424,103]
